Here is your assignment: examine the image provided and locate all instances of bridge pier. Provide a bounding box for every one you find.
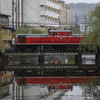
[75,53,82,67]
[96,53,100,68]
[0,55,8,70]
[38,55,44,66]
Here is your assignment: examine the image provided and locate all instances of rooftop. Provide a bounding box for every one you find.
[0,12,11,17]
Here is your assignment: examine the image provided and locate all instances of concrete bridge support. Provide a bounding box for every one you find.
[38,55,44,66]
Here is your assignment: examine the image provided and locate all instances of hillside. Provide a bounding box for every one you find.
[68,2,100,23]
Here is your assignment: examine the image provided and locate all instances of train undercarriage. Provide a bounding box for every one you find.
[13,44,80,52]
[14,68,100,77]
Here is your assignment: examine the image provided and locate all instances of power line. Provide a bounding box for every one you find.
[13,0,40,28]
[24,0,39,14]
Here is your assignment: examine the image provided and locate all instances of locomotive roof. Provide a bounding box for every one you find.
[49,30,71,32]
[16,34,49,37]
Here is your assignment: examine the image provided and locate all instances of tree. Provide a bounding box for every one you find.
[31,27,46,34]
[80,5,100,51]
[80,78,100,100]
[13,25,46,38]
[12,24,31,38]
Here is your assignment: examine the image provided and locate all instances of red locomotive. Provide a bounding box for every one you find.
[12,29,84,51]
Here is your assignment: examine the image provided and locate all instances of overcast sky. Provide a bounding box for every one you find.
[64,0,100,4]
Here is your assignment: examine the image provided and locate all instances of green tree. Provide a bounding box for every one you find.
[13,25,46,38]
[31,27,46,34]
[80,5,100,51]
[80,78,100,100]
[12,24,31,38]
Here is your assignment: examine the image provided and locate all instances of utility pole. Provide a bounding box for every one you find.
[83,15,87,35]
[75,13,78,29]
[12,79,15,100]
[18,0,20,27]
[12,0,14,29]
[16,0,18,29]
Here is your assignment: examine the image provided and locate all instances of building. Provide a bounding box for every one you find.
[0,12,14,39]
[1,0,70,30]
[0,12,14,99]
[0,12,14,49]
[58,0,70,29]
[80,24,92,34]
[0,71,13,99]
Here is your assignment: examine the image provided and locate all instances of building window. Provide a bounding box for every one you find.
[4,29,11,35]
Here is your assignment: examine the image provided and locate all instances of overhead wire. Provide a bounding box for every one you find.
[13,1,40,26]
[10,1,90,28]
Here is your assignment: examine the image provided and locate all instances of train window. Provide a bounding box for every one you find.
[18,36,25,43]
[52,32,58,35]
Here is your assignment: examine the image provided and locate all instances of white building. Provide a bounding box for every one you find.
[80,24,92,33]
[0,0,63,30]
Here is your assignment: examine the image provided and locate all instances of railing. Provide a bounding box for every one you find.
[39,0,61,10]
[39,10,59,18]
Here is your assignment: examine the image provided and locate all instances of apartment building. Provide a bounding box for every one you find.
[58,0,70,29]
[1,0,70,30]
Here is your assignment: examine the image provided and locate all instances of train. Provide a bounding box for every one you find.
[11,29,84,51]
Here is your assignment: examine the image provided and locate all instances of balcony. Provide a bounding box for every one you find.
[39,0,61,10]
[40,10,59,19]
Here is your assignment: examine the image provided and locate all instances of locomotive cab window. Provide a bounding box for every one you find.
[52,32,58,35]
[18,35,25,43]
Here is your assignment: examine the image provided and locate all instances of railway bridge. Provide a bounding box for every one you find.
[0,48,100,76]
